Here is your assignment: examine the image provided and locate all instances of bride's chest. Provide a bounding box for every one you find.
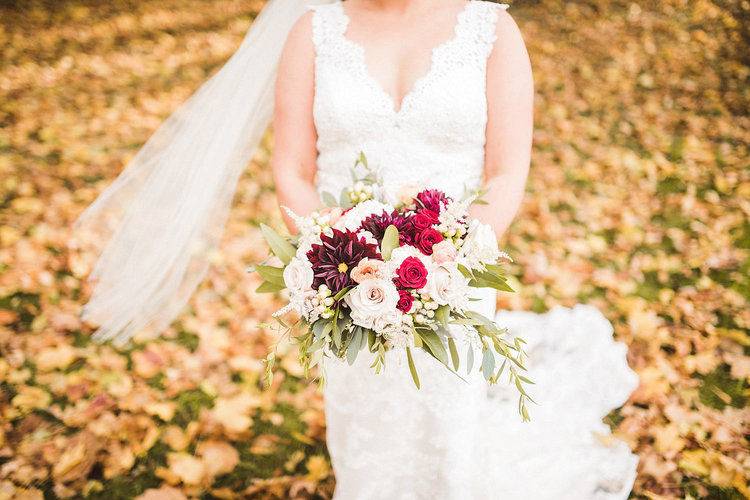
[313,55,489,144]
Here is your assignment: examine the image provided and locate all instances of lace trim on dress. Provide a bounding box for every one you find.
[308,1,508,116]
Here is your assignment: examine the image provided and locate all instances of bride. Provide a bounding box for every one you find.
[75,0,640,498]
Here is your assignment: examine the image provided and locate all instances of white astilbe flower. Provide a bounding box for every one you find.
[437,197,472,235]
[450,323,482,351]
[273,289,316,320]
[498,251,513,263]
[282,206,315,237]
[381,315,415,350]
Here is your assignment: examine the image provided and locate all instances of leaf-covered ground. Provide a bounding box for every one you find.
[0,0,748,498]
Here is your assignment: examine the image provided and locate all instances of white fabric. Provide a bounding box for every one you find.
[73,0,335,346]
[310,2,640,499]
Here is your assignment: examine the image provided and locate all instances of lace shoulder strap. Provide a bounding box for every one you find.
[457,1,509,62]
[308,2,347,54]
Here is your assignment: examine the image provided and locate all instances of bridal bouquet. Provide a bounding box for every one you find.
[253,154,531,418]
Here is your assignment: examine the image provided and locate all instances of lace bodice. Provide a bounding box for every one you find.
[310,0,508,201]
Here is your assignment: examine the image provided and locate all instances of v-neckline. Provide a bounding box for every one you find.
[335,1,472,116]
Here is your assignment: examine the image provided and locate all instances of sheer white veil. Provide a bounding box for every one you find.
[73,0,333,346]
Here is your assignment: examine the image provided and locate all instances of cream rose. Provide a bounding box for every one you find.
[345,279,400,331]
[283,257,314,293]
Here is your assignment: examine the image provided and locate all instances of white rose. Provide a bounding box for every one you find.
[283,257,314,293]
[345,279,400,331]
[425,263,471,311]
[459,220,500,269]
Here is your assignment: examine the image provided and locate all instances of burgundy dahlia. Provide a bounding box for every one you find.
[360,210,415,245]
[415,189,451,213]
[306,229,381,293]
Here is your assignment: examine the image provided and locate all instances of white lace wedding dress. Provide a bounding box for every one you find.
[308,2,640,499]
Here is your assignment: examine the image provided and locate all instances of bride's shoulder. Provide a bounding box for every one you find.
[278,8,317,68]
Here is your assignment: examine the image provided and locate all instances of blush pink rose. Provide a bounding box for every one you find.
[350,258,387,284]
[431,240,458,264]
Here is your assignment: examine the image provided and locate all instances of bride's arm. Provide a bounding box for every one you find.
[471,9,534,239]
[271,12,320,233]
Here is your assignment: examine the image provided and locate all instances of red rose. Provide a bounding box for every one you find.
[412,209,439,230]
[416,228,444,255]
[396,256,428,289]
[396,289,415,313]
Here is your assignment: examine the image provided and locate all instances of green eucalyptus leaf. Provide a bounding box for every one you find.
[496,359,508,380]
[254,264,285,286]
[484,263,508,276]
[448,337,460,371]
[457,264,474,279]
[481,349,496,380]
[466,345,475,374]
[339,190,353,209]
[435,305,450,327]
[309,337,326,352]
[260,223,296,265]
[346,328,362,365]
[418,329,449,367]
[312,320,333,340]
[255,281,285,294]
[469,270,515,292]
[406,347,420,389]
[321,191,338,207]
[464,310,494,327]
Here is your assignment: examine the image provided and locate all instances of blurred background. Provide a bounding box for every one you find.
[0,0,748,498]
